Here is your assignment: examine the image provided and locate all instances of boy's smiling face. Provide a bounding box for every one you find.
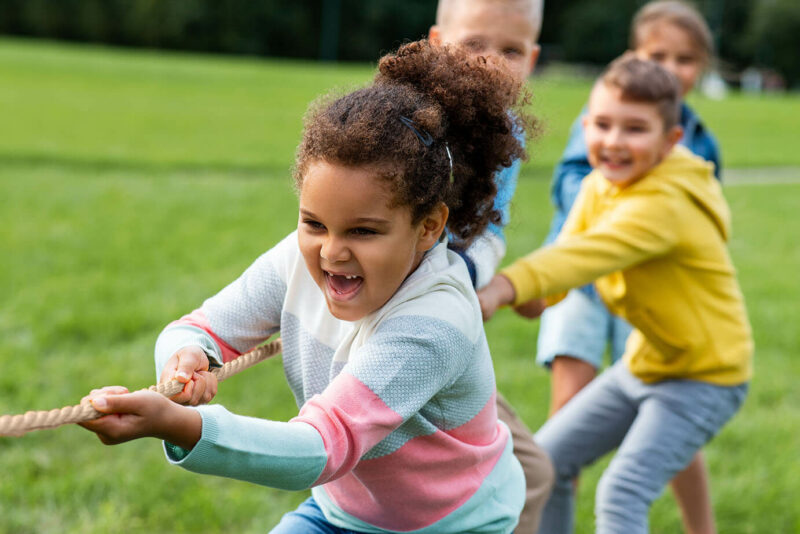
[584,82,682,188]
[298,161,445,321]
[429,2,540,82]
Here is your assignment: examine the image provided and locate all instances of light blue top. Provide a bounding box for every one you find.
[448,134,523,288]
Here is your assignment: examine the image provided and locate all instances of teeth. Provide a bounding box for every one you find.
[326,271,358,280]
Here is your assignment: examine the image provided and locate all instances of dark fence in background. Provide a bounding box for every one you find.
[0,0,798,86]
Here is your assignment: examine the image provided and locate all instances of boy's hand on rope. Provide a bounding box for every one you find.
[477,274,517,321]
[512,298,546,320]
[79,386,201,449]
[159,346,218,406]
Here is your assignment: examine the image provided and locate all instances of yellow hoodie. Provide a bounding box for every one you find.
[502,146,752,385]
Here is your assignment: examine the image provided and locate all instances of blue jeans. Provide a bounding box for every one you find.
[534,361,748,534]
[271,497,365,534]
[272,496,522,534]
[537,289,632,369]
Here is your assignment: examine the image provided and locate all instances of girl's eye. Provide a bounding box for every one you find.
[595,120,611,130]
[303,220,325,231]
[677,55,697,65]
[351,227,377,236]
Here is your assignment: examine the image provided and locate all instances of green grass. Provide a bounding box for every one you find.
[1,37,799,533]
[1,37,800,174]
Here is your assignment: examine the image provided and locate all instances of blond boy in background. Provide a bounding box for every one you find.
[429,2,553,532]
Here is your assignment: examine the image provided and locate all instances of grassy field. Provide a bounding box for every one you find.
[1,37,798,533]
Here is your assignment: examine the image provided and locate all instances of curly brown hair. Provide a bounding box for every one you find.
[294,40,534,248]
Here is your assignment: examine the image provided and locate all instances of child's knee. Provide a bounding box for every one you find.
[595,458,656,524]
[533,428,581,486]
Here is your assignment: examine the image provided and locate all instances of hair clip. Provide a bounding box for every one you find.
[399,115,453,184]
[445,143,455,184]
[399,115,434,147]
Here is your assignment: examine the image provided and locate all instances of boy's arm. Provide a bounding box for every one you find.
[502,188,681,306]
[461,157,520,288]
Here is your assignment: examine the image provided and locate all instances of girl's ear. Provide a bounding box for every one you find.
[417,202,449,251]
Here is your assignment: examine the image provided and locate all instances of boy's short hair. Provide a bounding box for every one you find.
[599,54,681,131]
[435,0,544,41]
[630,1,713,63]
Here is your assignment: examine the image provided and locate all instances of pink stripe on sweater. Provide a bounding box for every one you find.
[296,378,508,531]
[292,373,404,484]
[169,309,241,363]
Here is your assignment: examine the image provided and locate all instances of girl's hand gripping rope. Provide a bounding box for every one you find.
[159,346,218,406]
[0,340,280,437]
[79,386,202,449]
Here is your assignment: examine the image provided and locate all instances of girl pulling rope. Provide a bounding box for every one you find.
[71,40,534,533]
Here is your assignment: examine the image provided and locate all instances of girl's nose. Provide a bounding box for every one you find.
[320,236,350,262]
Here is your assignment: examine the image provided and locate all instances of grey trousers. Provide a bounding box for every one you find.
[534,361,747,534]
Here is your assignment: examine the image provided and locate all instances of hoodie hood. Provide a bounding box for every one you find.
[649,145,730,241]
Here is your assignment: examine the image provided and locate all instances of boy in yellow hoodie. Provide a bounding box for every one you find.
[479,55,752,534]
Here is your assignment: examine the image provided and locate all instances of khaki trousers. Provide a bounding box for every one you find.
[496,393,555,534]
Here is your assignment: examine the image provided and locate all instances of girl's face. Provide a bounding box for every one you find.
[635,22,705,97]
[298,161,446,322]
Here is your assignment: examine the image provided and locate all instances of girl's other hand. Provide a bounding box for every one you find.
[477,274,517,321]
[159,346,218,406]
[79,387,201,449]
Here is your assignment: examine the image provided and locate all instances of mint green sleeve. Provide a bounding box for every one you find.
[163,404,327,491]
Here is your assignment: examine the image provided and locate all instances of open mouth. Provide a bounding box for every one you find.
[601,154,631,168]
[324,271,364,300]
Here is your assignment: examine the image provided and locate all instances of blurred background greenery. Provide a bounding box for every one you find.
[0,0,799,87]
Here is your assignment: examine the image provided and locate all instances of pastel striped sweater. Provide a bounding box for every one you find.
[155,232,524,533]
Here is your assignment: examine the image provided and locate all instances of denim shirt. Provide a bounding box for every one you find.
[545,102,721,298]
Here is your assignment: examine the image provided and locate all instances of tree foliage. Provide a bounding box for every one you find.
[746,0,800,87]
[0,0,797,86]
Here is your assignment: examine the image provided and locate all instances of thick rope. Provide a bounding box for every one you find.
[0,339,282,437]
